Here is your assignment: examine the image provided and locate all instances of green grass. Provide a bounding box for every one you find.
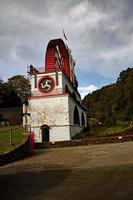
[0,126,27,154]
[73,125,131,139]
[90,125,129,137]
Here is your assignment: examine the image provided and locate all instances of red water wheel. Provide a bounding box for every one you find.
[45,38,70,78]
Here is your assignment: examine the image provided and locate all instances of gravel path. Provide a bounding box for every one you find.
[0,141,133,200]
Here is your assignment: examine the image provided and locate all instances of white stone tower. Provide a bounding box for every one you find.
[24,38,87,143]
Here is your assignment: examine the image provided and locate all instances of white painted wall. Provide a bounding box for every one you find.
[29,95,70,142]
[68,96,87,126]
[50,126,70,141]
[30,71,81,103]
[31,72,64,96]
[31,127,42,143]
[26,70,87,143]
[70,125,83,138]
[62,73,81,102]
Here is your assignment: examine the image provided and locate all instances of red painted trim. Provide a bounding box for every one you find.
[28,93,68,100]
[35,69,76,90]
[30,69,63,75]
[38,75,55,94]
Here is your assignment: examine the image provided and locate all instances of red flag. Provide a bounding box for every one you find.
[63,29,68,40]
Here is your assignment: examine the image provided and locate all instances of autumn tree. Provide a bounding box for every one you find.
[83,67,133,126]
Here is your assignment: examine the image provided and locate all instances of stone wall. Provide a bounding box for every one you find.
[35,133,133,149]
[29,95,70,142]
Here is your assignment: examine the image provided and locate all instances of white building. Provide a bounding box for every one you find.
[24,38,87,143]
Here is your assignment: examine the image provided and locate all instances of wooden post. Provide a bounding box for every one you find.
[9,129,13,145]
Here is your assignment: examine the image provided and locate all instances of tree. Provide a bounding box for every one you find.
[0,81,21,107]
[7,75,31,103]
[83,67,133,126]
[117,67,132,83]
[0,75,31,107]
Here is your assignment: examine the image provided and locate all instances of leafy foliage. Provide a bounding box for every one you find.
[0,75,30,108]
[83,67,133,126]
[7,75,31,103]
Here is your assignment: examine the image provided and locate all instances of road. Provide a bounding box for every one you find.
[0,141,133,200]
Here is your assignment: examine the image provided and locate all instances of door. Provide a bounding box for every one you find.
[41,125,50,142]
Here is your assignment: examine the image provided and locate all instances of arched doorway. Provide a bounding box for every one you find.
[81,112,85,126]
[73,106,80,125]
[41,125,50,142]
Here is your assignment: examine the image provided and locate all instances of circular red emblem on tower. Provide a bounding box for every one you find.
[38,76,54,93]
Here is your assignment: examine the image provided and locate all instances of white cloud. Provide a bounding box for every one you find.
[78,85,98,99]
[0,0,133,86]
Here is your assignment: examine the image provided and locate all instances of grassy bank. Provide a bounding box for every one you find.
[73,125,133,139]
[0,126,27,154]
[90,125,132,137]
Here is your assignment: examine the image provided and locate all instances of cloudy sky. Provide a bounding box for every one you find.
[0,0,133,98]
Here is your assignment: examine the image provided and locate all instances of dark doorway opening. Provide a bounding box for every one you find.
[74,106,80,125]
[41,125,50,142]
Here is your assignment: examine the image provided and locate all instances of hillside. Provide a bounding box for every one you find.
[83,67,133,126]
